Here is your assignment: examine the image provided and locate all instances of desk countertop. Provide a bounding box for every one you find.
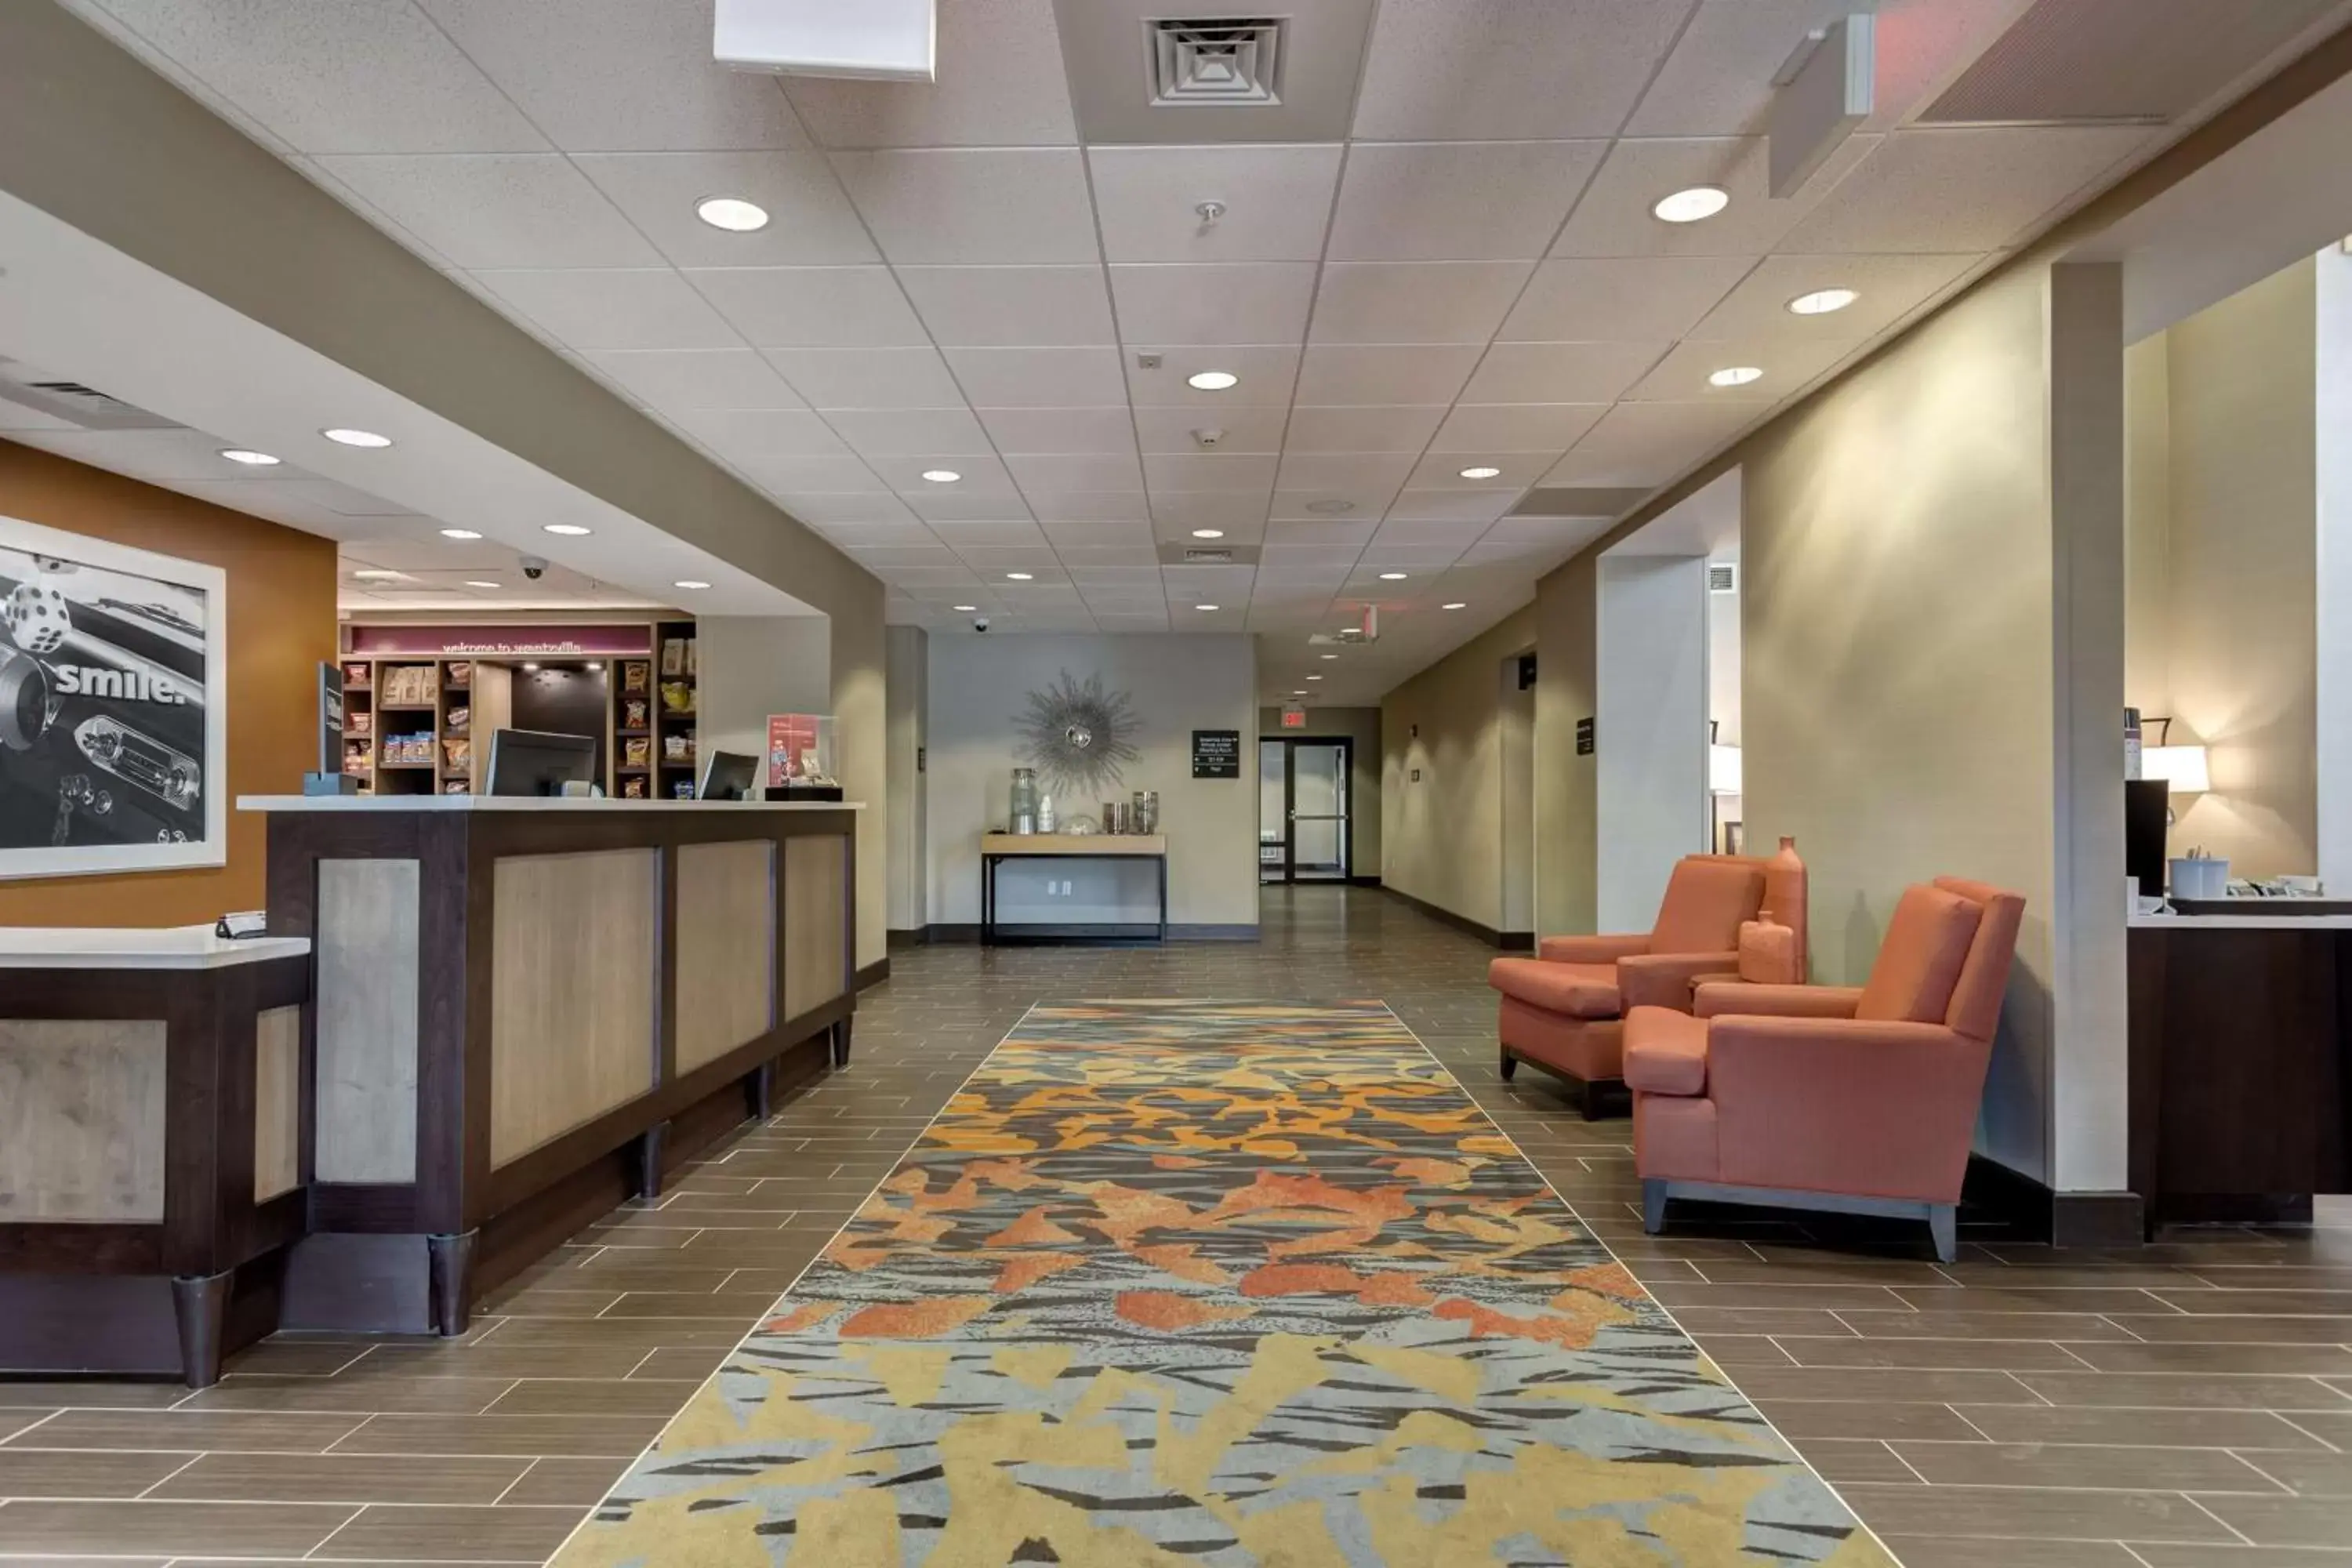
[0,924,312,970]
[982,833,1167,855]
[238,794,863,814]
[2129,912,2352,931]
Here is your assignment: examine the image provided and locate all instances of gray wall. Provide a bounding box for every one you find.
[885,626,927,932]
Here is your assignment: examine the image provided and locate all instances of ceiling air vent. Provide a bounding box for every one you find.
[0,361,182,431]
[1149,18,1283,107]
[1708,562,1737,593]
[1181,546,1236,564]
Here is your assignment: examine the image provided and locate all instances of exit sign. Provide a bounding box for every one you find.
[1280,705,1308,728]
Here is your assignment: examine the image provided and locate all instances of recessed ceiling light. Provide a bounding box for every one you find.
[1187,370,1239,390]
[1457,465,1502,481]
[1195,603,1219,612]
[321,427,392,448]
[1190,528,1225,539]
[1653,186,1730,223]
[350,568,404,581]
[1006,572,1033,580]
[466,579,501,589]
[920,469,961,484]
[1708,366,1765,387]
[673,579,711,590]
[1307,674,1323,681]
[1788,287,1859,316]
[219,448,279,466]
[543,523,592,535]
[1378,572,1408,581]
[438,528,482,539]
[953,604,978,612]
[695,196,770,232]
[1292,689,1308,696]
[1319,653,1338,660]
[1443,601,1467,610]
[1305,499,1356,515]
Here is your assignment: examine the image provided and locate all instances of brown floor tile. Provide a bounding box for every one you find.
[497,1455,631,1507]
[0,1449,192,1498]
[1666,1306,1857,1337]
[1791,1438,1915,1483]
[1644,1281,1915,1312]
[1951,1404,2333,1450]
[0,1385,182,1411]
[1772,1335,2091,1370]
[1888,1439,2283,1492]
[1874,1539,2142,1567]
[2,1410,362,1454]
[480,1318,748,1350]
[482,1379,704,1417]
[1720,1366,2045,1404]
[346,1345,657,1381]
[1697,1259,1960,1287]
[174,1377,517,1415]
[2128,1549,2352,1566]
[2060,1342,2352,1376]
[1835,1308,2131,1341]
[599,1290,789,1319]
[1888,1285,2176,1315]
[2110,1314,2352,1343]
[310,1504,583,1561]
[0,1414,55,1444]
[149,1452,531,1505]
[471,1287,625,1319]
[627,1347,731,1381]
[2241,1451,2352,1497]
[0,1500,356,1555]
[2011,1372,2352,1410]
[2288,1410,2352,1446]
[1830,1481,2234,1543]
[2193,1494,2352,1548]
[1754,1399,1985,1442]
[0,1557,169,1568]
[2154,1290,2352,1316]
[1692,1334,1794,1367]
[218,1338,376,1377]
[328,1413,666,1457]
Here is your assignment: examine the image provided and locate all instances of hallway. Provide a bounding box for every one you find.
[0,888,2347,1564]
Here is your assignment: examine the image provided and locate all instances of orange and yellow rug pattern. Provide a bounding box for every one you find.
[554,1000,1892,1566]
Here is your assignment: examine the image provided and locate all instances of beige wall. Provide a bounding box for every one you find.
[1380,607,1537,931]
[2127,259,2319,878]
[1534,555,1598,934]
[1257,706,1381,876]
[887,626,927,932]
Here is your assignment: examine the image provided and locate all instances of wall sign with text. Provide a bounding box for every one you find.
[0,513,228,880]
[1192,728,1240,779]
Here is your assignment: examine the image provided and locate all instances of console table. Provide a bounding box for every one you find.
[981,833,1167,945]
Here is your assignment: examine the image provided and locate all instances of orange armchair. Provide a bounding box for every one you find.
[1624,877,2026,1261]
[1488,844,1805,1119]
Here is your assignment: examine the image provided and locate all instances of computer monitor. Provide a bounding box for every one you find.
[697,749,759,801]
[486,728,598,797]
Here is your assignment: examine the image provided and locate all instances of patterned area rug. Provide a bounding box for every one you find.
[554,1000,1895,1566]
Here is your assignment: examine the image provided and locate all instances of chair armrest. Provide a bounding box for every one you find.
[1618,951,1739,1011]
[1623,1005,1708,1096]
[1537,933,1650,964]
[1706,1017,1991,1202]
[1696,983,1864,1020]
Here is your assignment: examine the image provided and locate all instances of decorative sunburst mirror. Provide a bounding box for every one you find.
[1018,670,1141,794]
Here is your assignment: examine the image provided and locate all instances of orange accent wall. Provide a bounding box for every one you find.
[0,437,338,927]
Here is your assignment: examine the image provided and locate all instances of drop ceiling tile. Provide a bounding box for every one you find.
[846,545,961,569]
[1459,341,1669,404]
[1428,404,1606,454]
[1149,493,1276,532]
[1328,141,1606,261]
[1051,543,1163,565]
[1308,263,1533,345]
[1406,451,1565,489]
[420,0,810,151]
[1045,521,1154,549]
[316,154,659,268]
[907,495,1036,524]
[1486,515,1620,546]
[1123,346,1304,406]
[1553,134,1878,259]
[96,0,550,154]
[946,347,1130,407]
[1544,400,1759,487]
[1385,489,1521,523]
[1500,256,1755,342]
[1283,405,1447,452]
[739,456,892,493]
[572,152,877,266]
[832,149,1098,263]
[927,519,1051,549]
[1109,265,1319,347]
[1007,453,1148,492]
[668,408,851,459]
[580,349,807,412]
[1684,252,1983,343]
[687,267,930,347]
[1132,405,1290,456]
[869,452,1019,495]
[1028,492,1152,524]
[811,521,942,549]
[782,493,922,524]
[978,407,1141,455]
[1266,492,1392,526]
[1370,520,1483,549]
[897,267,1116,346]
[476,269,743,350]
[1067,565,1167,584]
[1144,454,1281,493]
[1623,0,1857,136]
[782,0,1077,147]
[1293,345,1483,406]
[1088,145,1345,262]
[764,347,966,408]
[1780,126,2155,254]
[1265,521,1377,549]
[1627,338,1860,403]
[822,408,997,458]
[1352,0,1692,140]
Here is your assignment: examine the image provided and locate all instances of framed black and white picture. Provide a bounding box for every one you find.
[0,514,226,879]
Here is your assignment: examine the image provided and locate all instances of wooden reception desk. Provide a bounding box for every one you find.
[241,794,861,1336]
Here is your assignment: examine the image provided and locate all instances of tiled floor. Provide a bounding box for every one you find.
[3,884,2349,1565]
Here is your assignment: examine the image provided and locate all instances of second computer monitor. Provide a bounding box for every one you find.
[486,728,598,797]
[696,750,759,801]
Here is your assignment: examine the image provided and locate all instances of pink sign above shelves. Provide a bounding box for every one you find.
[346,624,654,657]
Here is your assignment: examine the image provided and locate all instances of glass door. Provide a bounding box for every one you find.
[1258,737,1352,884]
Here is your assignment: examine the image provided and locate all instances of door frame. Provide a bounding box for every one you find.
[1259,734,1355,884]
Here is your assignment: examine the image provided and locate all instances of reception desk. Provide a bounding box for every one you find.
[2128,911,2352,1232]
[241,794,860,1336]
[0,927,311,1385]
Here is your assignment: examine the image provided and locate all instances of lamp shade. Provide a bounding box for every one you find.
[2143,743,2209,793]
[1709,742,1743,795]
